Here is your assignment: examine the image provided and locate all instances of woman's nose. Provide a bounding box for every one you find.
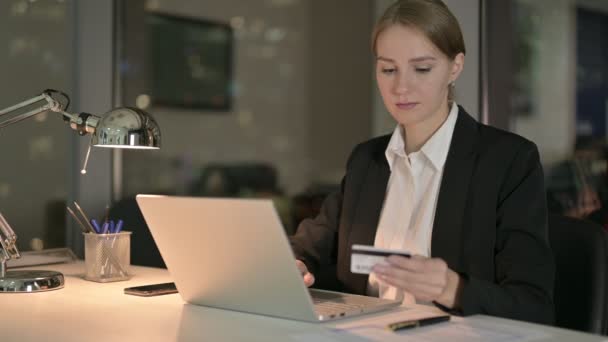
[393,74,411,94]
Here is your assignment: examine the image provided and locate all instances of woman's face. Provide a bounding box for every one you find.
[375,24,463,128]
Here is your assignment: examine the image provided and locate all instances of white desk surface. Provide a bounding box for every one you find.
[1,262,605,342]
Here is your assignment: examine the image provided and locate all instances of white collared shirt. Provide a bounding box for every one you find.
[367,102,459,305]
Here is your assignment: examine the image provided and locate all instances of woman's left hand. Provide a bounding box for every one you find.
[372,255,462,308]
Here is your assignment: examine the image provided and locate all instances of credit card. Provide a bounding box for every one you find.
[350,244,411,274]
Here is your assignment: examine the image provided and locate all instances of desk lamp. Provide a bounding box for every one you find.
[0,89,161,292]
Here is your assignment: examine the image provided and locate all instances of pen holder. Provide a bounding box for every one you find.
[83,232,131,282]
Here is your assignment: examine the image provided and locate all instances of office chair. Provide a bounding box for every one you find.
[548,214,608,335]
[109,197,166,268]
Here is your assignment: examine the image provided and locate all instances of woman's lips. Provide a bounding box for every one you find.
[396,102,418,110]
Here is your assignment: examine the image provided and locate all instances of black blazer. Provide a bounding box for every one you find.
[290,107,555,324]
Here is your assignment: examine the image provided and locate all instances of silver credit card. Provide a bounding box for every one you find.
[350,244,411,274]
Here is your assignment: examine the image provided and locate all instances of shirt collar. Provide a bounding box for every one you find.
[385,102,459,171]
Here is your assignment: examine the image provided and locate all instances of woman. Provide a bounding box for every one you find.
[290,0,554,324]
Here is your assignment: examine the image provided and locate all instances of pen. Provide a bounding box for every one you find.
[67,207,89,234]
[101,222,109,234]
[115,219,123,233]
[73,201,96,233]
[91,219,101,234]
[387,315,450,332]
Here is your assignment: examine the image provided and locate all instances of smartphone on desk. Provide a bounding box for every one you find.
[124,282,178,297]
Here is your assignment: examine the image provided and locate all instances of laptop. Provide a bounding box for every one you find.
[136,195,401,322]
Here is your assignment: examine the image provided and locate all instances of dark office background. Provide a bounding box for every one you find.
[1,0,607,255]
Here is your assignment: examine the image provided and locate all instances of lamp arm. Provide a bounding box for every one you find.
[0,94,64,276]
[0,212,19,277]
[0,91,101,273]
[0,91,100,135]
[0,93,47,116]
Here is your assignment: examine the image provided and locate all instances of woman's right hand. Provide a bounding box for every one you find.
[296,260,315,287]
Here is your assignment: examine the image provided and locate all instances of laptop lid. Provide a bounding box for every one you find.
[136,195,319,321]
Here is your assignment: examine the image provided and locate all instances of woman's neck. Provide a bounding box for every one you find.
[402,103,451,154]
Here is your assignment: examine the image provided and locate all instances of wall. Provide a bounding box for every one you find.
[493,0,608,166]
[307,1,373,184]
[120,0,373,195]
[68,0,115,256]
[446,0,481,117]
[121,0,311,195]
[510,0,576,165]
[0,0,72,251]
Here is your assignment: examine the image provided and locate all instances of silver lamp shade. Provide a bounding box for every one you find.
[92,107,161,149]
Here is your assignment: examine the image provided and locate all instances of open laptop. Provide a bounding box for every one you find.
[136,195,401,322]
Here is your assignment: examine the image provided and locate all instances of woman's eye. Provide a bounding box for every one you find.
[381,68,396,75]
[415,67,431,73]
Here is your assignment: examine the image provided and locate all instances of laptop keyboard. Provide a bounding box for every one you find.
[313,300,364,317]
[311,290,390,317]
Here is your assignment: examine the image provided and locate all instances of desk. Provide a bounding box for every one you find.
[1,262,605,341]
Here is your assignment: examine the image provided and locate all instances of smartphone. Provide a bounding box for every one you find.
[124,282,178,297]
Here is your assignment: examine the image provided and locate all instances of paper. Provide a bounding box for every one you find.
[290,331,367,342]
[6,248,77,268]
[292,307,551,342]
[332,321,549,342]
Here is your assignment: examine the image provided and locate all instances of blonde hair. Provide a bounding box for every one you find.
[372,0,466,101]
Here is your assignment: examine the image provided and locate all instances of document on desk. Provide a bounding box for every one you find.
[291,307,550,342]
[6,248,77,268]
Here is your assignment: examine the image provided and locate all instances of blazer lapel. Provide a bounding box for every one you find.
[431,107,478,271]
[345,143,390,294]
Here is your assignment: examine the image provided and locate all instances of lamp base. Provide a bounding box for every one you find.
[0,270,64,292]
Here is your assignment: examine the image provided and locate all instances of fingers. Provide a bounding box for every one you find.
[295,260,315,287]
[303,272,315,287]
[386,255,446,272]
[372,256,449,301]
[373,263,446,287]
[376,273,445,301]
[295,260,308,275]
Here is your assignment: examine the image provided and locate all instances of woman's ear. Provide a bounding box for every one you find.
[449,52,465,84]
